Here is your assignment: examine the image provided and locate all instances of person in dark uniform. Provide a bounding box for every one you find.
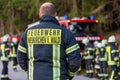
[82,38,94,78]
[17,2,82,80]
[10,38,18,71]
[97,42,108,80]
[106,35,119,80]
[0,36,11,80]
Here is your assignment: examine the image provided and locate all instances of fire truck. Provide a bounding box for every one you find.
[59,16,103,52]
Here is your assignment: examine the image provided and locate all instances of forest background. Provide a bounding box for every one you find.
[0,0,120,43]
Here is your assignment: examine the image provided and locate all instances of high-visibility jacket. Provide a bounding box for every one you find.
[0,42,10,61]
[106,43,119,66]
[99,47,107,62]
[17,15,82,80]
[10,42,18,57]
[84,43,94,60]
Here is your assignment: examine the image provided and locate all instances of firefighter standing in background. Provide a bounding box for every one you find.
[10,38,18,71]
[98,40,108,80]
[118,44,120,78]
[106,35,119,80]
[94,41,100,78]
[0,36,11,80]
[17,2,82,80]
[82,38,94,78]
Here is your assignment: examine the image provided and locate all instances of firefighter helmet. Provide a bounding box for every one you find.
[101,39,107,47]
[97,43,102,48]
[94,41,99,47]
[108,35,116,43]
[82,38,89,45]
[3,36,8,42]
[12,38,18,44]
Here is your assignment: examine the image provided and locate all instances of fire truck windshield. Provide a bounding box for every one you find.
[69,22,99,36]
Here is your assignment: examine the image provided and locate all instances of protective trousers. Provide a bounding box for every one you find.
[85,59,93,77]
[109,65,117,80]
[1,61,9,80]
[99,61,108,79]
[12,57,18,71]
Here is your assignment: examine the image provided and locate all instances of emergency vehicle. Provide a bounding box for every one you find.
[0,34,21,43]
[59,16,103,52]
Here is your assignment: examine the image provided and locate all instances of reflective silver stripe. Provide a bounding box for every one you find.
[5,48,9,51]
[88,48,93,50]
[18,45,27,53]
[66,44,79,54]
[111,50,119,53]
[0,74,8,78]
[53,45,60,80]
[28,44,34,80]
[69,71,76,77]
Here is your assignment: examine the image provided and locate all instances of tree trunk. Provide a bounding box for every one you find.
[72,0,78,16]
[9,7,14,34]
[0,19,5,35]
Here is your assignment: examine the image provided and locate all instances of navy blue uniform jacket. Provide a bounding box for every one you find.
[17,16,81,80]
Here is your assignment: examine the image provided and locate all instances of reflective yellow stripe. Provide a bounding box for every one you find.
[28,44,34,80]
[18,45,27,53]
[66,44,79,54]
[11,46,17,57]
[111,50,119,53]
[106,46,111,61]
[118,72,120,75]
[88,70,93,73]
[99,53,107,61]
[103,73,108,77]
[110,71,114,80]
[13,66,17,68]
[1,44,5,57]
[88,48,92,50]
[53,45,60,80]
[84,56,93,59]
[5,48,9,50]
[69,71,76,77]
[0,74,8,78]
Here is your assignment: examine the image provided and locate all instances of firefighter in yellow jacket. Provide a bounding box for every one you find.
[0,36,11,80]
[106,35,119,80]
[82,38,94,78]
[10,38,18,71]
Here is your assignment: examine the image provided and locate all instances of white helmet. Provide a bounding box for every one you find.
[108,35,116,43]
[94,41,99,47]
[3,36,8,42]
[97,43,102,48]
[82,38,89,45]
[12,38,18,44]
[101,39,107,47]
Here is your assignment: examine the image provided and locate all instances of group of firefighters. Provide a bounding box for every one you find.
[0,35,18,80]
[0,34,120,80]
[79,35,120,80]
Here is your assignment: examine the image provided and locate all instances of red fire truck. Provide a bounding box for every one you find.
[59,16,103,52]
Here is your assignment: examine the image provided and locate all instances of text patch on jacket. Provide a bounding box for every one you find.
[27,29,61,44]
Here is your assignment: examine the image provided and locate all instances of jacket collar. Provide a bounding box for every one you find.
[40,15,60,25]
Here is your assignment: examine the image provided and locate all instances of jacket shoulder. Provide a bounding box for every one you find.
[27,21,40,29]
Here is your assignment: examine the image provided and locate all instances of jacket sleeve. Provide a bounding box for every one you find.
[17,32,28,71]
[65,31,82,76]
